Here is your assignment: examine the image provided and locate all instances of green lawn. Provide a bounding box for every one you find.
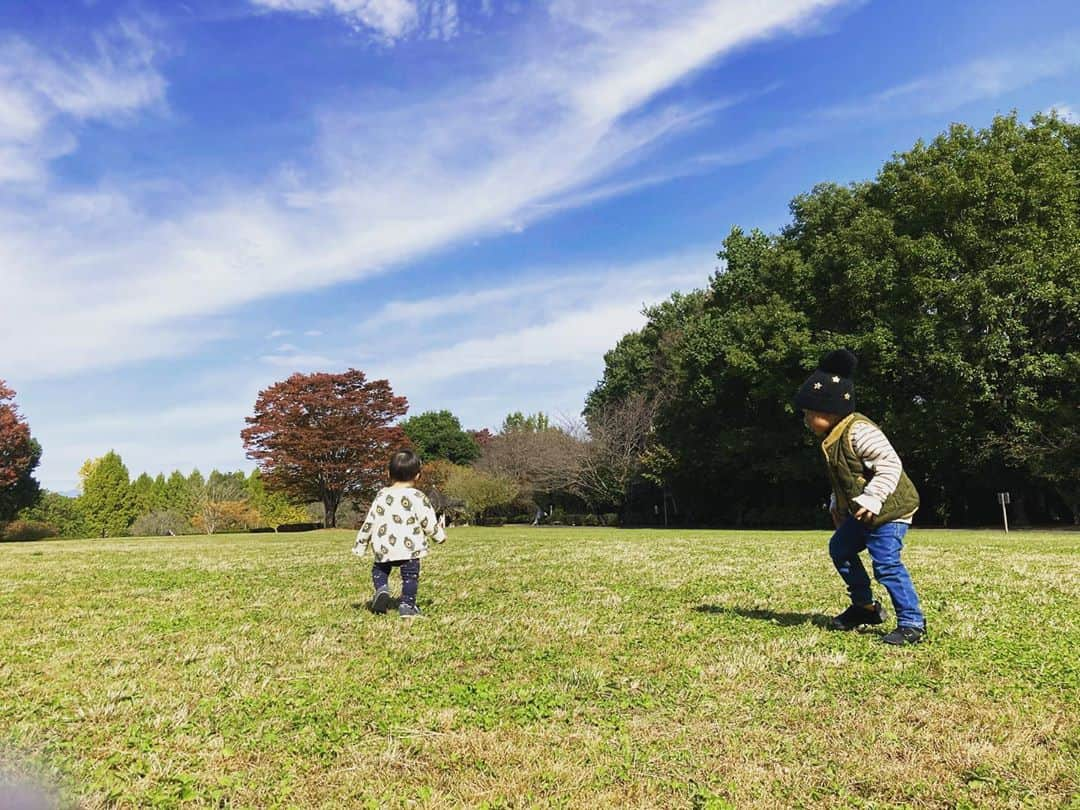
[1,527,1077,808]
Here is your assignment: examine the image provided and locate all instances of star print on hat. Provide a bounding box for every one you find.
[794,349,857,415]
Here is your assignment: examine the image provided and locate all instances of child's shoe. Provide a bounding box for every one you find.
[830,601,886,630]
[882,625,926,646]
[398,603,422,618]
[370,588,390,614]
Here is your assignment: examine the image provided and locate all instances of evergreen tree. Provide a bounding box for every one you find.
[81,451,136,537]
[130,473,156,518]
[164,471,193,521]
[151,473,168,511]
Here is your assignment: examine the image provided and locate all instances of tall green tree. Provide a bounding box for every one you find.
[151,473,168,511]
[81,451,136,537]
[130,473,156,518]
[590,113,1080,526]
[400,410,480,465]
[163,470,193,518]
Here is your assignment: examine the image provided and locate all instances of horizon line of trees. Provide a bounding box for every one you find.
[5,451,311,541]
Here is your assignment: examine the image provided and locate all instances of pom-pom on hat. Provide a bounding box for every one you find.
[794,349,857,415]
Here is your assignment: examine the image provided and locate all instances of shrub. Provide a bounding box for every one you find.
[442,466,519,523]
[602,513,619,527]
[277,522,323,533]
[191,500,259,535]
[18,491,87,537]
[582,514,600,526]
[131,510,191,537]
[2,520,58,541]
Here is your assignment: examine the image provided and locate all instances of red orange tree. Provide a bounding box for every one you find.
[0,380,40,523]
[241,370,408,528]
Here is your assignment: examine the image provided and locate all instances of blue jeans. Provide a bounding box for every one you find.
[372,559,421,607]
[829,517,925,628]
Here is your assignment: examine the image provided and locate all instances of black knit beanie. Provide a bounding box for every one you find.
[794,349,857,415]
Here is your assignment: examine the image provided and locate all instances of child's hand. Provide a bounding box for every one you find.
[351,543,366,557]
[854,506,876,525]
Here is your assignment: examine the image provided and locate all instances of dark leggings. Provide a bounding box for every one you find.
[372,558,421,607]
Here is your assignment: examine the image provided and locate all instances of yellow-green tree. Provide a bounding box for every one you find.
[442,465,519,524]
[81,451,136,537]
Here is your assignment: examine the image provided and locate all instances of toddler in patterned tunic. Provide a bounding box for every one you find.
[353,449,446,618]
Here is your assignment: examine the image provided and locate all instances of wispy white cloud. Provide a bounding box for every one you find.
[693,33,1080,171]
[1,0,844,382]
[549,0,836,126]
[249,0,456,41]
[356,251,708,340]
[388,301,651,383]
[820,34,1080,121]
[0,21,165,184]
[360,250,709,393]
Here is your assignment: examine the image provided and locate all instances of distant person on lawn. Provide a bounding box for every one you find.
[353,449,446,618]
[795,350,927,646]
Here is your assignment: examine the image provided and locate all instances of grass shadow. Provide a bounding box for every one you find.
[696,604,832,629]
[350,596,403,613]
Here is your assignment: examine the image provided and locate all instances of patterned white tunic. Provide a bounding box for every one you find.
[353,486,446,563]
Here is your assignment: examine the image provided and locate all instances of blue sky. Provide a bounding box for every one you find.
[2,0,1077,492]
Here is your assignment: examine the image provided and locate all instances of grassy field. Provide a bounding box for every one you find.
[0,527,1077,809]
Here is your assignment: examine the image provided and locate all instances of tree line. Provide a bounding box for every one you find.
[587,112,1079,527]
[5,450,310,540]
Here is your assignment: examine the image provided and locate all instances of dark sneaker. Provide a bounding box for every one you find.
[883,625,926,646]
[830,601,886,631]
[370,588,390,614]
[398,603,422,618]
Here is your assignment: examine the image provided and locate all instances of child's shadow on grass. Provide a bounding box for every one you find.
[350,597,402,612]
[696,605,832,629]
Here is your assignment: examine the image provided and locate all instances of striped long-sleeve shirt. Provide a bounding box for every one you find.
[830,421,912,524]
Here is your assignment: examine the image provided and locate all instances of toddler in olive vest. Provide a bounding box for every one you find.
[795,350,926,645]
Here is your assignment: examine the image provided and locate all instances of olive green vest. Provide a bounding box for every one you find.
[821,413,919,527]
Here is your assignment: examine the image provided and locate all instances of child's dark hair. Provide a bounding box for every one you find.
[388,448,422,482]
